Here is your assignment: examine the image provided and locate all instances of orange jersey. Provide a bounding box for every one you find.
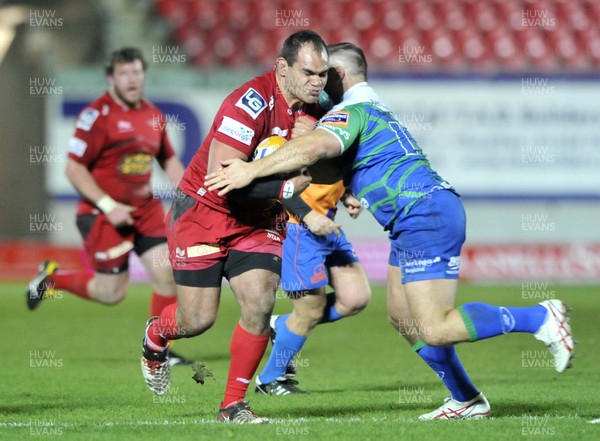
[287,181,345,224]
[287,156,347,223]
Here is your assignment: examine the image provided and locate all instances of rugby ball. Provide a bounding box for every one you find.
[252,135,285,161]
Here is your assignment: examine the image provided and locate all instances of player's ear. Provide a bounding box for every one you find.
[276,57,288,77]
[336,66,346,81]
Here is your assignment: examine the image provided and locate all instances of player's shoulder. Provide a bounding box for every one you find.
[140,98,162,114]
[225,70,274,121]
[234,69,274,98]
[75,93,112,132]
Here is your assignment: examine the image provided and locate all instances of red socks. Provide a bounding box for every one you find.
[221,323,269,408]
[145,303,181,351]
[150,291,177,317]
[48,271,93,300]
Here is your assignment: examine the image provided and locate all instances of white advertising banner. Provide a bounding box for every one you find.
[372,78,600,197]
[46,78,600,198]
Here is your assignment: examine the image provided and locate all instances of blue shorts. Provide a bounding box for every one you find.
[388,190,465,283]
[281,223,359,292]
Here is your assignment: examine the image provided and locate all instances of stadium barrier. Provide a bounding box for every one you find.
[3,241,599,284]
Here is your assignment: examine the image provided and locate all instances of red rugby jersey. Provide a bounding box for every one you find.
[67,93,175,215]
[179,68,322,224]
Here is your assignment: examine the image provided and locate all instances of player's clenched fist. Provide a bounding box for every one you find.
[303,211,341,237]
[291,115,317,139]
[287,173,312,197]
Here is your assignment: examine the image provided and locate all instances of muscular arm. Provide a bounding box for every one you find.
[249,128,340,179]
[65,158,110,205]
[208,138,310,199]
[65,158,133,226]
[281,196,312,221]
[207,138,248,174]
[282,195,341,236]
[205,128,340,195]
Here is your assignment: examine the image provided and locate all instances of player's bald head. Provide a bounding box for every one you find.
[327,43,368,81]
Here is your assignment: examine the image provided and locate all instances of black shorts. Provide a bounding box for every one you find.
[172,249,282,288]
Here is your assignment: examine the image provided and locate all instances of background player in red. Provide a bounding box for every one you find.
[27,47,191,365]
[140,31,334,423]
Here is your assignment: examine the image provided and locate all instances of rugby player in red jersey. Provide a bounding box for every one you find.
[27,48,192,365]
[140,31,338,423]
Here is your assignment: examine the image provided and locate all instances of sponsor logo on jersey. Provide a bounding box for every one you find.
[321,124,351,141]
[447,256,461,273]
[186,244,220,258]
[217,116,255,145]
[119,153,153,175]
[321,111,349,126]
[76,108,100,131]
[68,137,87,157]
[310,263,327,284]
[266,230,282,242]
[235,88,267,120]
[117,119,133,132]
[403,256,441,274]
[270,127,289,138]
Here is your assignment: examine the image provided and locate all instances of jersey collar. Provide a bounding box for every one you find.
[335,82,379,108]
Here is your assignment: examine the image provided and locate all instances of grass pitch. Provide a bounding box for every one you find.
[1,281,598,440]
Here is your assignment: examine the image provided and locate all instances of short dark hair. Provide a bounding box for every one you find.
[278,30,327,65]
[105,47,147,76]
[327,42,368,80]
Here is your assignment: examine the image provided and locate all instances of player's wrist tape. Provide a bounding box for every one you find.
[280,180,294,199]
[239,178,286,199]
[281,195,312,220]
[97,195,117,213]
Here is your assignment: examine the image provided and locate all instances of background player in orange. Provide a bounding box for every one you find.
[140,31,336,423]
[27,47,191,365]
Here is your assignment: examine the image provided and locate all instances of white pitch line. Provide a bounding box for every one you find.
[588,418,600,424]
[0,414,586,429]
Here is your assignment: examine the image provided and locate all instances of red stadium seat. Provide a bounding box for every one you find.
[438,1,468,31]
[546,27,588,70]
[414,6,439,32]
[309,0,344,30]
[488,27,529,71]
[380,1,407,32]
[352,6,378,32]
[152,0,595,73]
[586,33,600,68]
[462,27,496,71]
[586,0,600,24]
[429,29,464,70]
